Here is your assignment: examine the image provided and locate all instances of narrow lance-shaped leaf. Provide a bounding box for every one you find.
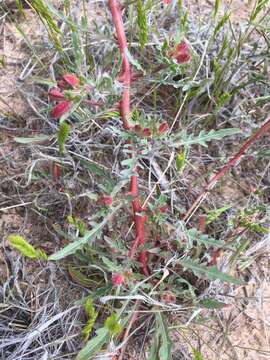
[125,48,145,73]
[157,313,172,360]
[14,135,50,144]
[49,204,121,260]
[180,258,242,285]
[198,298,227,309]
[213,0,221,18]
[76,327,109,360]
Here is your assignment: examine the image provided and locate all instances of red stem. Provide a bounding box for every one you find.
[184,118,270,221]
[109,0,148,275]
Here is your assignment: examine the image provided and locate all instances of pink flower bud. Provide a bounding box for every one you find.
[48,88,65,100]
[112,273,125,286]
[51,100,72,119]
[162,293,176,304]
[143,128,152,137]
[159,121,169,134]
[163,0,172,3]
[63,73,80,88]
[170,41,191,64]
[159,206,168,213]
[100,196,113,206]
[176,52,191,64]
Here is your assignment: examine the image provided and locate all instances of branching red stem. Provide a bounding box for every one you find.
[109,0,148,275]
[184,118,270,221]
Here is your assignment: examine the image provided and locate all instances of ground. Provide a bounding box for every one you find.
[0,1,269,360]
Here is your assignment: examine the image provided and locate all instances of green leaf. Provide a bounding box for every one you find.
[250,0,269,22]
[67,216,87,236]
[76,327,109,360]
[83,297,98,341]
[214,13,230,36]
[8,234,38,258]
[67,215,76,225]
[68,265,93,287]
[206,204,232,224]
[176,151,186,172]
[49,205,121,260]
[58,121,70,154]
[125,48,145,73]
[14,135,50,144]
[8,234,48,260]
[79,159,116,192]
[180,258,242,285]
[148,331,160,360]
[198,298,227,309]
[101,256,122,272]
[173,128,240,148]
[192,348,204,360]
[213,0,221,18]
[137,0,149,49]
[157,313,172,360]
[105,313,123,336]
[15,0,25,15]
[31,0,61,35]
[36,248,48,260]
[187,228,225,249]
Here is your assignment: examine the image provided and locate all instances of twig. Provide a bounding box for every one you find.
[184,118,270,222]
[118,300,141,360]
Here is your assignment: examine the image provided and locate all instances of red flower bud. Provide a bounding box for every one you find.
[163,0,172,3]
[143,128,152,137]
[159,206,168,213]
[63,73,80,88]
[176,42,189,53]
[48,88,65,100]
[159,121,169,134]
[176,52,191,64]
[170,41,191,64]
[51,100,72,119]
[100,196,113,206]
[112,273,125,286]
[162,293,176,304]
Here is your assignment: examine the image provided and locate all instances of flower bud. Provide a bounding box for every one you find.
[159,121,169,134]
[100,196,113,206]
[170,41,191,64]
[63,73,80,88]
[112,273,125,286]
[48,88,65,100]
[143,128,152,137]
[51,100,72,119]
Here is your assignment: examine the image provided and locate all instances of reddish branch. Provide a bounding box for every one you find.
[109,0,148,275]
[184,118,270,221]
